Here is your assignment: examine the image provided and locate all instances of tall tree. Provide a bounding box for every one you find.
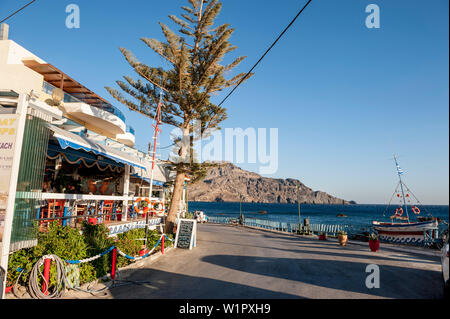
[106,0,252,233]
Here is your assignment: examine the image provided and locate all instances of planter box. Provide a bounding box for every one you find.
[369,239,379,252]
[338,235,348,246]
[318,234,327,240]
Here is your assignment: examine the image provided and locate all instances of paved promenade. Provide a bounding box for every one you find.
[66,223,444,299]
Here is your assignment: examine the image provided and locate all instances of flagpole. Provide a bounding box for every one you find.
[394,155,410,222]
[144,91,163,246]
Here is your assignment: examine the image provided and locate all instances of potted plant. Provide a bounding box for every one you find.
[337,230,348,246]
[368,233,380,252]
[318,232,327,240]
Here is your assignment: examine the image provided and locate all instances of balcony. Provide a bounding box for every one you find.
[42,81,126,135]
[22,60,127,136]
[115,125,136,147]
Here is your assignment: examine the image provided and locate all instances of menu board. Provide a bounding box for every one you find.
[174,219,197,250]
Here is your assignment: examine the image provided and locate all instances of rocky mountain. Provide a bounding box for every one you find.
[187,163,356,205]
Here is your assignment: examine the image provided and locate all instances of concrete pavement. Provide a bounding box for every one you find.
[65,223,445,299]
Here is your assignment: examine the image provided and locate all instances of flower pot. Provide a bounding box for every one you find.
[369,239,379,252]
[338,234,348,246]
[88,217,97,225]
[318,234,327,240]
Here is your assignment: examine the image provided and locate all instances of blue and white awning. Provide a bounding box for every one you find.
[48,124,147,170]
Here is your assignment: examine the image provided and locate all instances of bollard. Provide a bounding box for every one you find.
[111,248,117,280]
[42,258,51,295]
[161,235,165,254]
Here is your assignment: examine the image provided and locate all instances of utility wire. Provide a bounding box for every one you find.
[217,0,313,107]
[0,0,36,24]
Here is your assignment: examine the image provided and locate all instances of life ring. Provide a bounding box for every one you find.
[395,207,403,216]
[411,206,420,215]
[134,197,151,214]
[152,201,165,216]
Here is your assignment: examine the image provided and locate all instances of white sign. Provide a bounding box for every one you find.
[0,114,19,259]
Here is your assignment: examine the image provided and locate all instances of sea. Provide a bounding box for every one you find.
[188,202,449,234]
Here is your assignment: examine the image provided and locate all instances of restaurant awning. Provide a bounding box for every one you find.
[47,124,147,170]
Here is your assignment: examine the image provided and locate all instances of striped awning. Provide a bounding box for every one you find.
[47,124,147,170]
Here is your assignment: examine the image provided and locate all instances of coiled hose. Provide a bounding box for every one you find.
[28,255,67,299]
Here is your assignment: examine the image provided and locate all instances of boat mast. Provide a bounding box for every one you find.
[394,155,410,222]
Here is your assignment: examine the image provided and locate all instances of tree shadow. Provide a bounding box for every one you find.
[199,239,440,266]
[201,255,444,299]
[106,268,303,299]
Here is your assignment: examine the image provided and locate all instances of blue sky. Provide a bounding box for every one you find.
[1,0,448,204]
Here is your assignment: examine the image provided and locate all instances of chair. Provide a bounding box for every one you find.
[102,200,114,223]
[41,199,65,227]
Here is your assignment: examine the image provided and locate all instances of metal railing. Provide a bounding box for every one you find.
[207,216,352,237]
[42,81,126,122]
[126,125,135,135]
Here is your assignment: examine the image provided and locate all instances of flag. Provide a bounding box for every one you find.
[396,163,404,175]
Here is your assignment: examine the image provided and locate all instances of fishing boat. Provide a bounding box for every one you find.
[372,156,438,245]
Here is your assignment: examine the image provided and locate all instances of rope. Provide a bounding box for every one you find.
[15,233,172,298]
[28,254,68,299]
[381,181,401,217]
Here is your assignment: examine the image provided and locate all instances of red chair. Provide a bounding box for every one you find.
[102,200,114,223]
[41,200,65,226]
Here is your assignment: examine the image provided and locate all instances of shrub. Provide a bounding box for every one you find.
[7,223,172,289]
[368,233,379,241]
[7,222,96,287]
[81,222,115,279]
[115,228,172,268]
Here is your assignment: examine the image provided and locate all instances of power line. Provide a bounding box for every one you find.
[217,0,313,107]
[0,0,36,24]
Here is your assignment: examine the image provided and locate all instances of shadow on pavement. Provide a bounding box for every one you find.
[201,254,444,299]
[107,268,303,299]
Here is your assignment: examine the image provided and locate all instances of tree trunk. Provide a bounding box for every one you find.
[165,168,185,234]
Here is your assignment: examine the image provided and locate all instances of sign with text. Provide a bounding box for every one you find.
[174,219,197,250]
[0,114,19,256]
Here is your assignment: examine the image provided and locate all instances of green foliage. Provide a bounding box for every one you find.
[115,228,172,268]
[81,222,115,279]
[337,230,347,236]
[185,211,195,219]
[105,1,253,225]
[7,223,172,289]
[368,233,379,241]
[7,222,95,287]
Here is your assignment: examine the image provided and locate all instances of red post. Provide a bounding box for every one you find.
[111,248,117,280]
[161,235,165,254]
[42,258,51,295]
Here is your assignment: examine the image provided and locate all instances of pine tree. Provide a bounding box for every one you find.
[106,0,252,234]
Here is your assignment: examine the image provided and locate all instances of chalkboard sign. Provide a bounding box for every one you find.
[174,219,197,249]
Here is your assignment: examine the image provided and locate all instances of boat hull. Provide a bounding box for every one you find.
[372,220,438,244]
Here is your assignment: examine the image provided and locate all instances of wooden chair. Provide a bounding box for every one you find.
[102,200,114,223]
[41,199,65,227]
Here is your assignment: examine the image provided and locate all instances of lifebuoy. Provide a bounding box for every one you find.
[411,206,420,215]
[151,201,165,216]
[395,207,403,216]
[134,197,151,214]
